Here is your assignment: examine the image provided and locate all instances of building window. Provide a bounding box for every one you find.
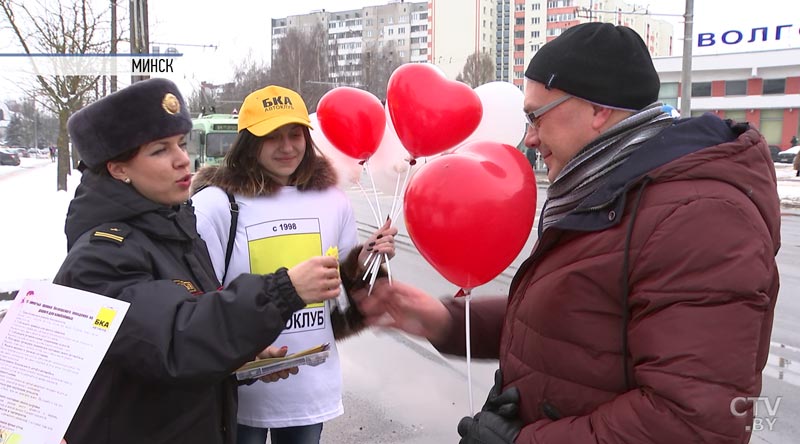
[532,3,541,10]
[658,82,679,108]
[691,82,712,97]
[725,110,746,124]
[531,17,540,25]
[760,109,783,144]
[725,80,746,96]
[763,79,785,95]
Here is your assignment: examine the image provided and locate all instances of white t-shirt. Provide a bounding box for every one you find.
[193,185,359,428]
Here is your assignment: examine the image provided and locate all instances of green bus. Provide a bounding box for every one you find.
[187,113,239,171]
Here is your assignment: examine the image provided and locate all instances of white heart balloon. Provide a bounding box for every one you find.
[464,81,527,148]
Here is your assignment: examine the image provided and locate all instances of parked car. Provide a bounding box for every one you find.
[768,145,781,162]
[0,148,21,166]
[776,146,800,164]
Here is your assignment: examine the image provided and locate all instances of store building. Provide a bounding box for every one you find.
[653,48,800,149]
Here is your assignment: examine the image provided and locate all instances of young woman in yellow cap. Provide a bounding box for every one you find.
[55,78,342,444]
[191,85,396,444]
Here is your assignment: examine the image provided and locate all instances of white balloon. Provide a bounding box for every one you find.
[464,81,527,147]
[309,112,362,188]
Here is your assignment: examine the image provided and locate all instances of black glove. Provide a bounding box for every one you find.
[457,411,521,444]
[482,369,520,419]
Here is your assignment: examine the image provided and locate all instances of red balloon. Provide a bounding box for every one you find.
[387,63,482,159]
[404,142,537,289]
[317,87,386,160]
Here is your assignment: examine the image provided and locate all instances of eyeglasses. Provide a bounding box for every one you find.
[524,94,573,129]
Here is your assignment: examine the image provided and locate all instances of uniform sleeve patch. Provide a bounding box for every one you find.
[173,279,200,295]
[90,225,131,245]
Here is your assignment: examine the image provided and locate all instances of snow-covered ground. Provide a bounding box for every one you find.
[1,157,799,299]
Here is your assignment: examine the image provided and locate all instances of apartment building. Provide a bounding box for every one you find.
[270,0,672,88]
[499,0,674,88]
[271,1,428,88]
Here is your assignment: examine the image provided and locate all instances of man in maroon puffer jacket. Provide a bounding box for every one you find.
[358,22,781,444]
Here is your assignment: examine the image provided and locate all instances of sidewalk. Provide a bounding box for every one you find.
[774,163,800,209]
[0,157,53,180]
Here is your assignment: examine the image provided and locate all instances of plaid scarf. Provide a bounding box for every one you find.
[541,102,674,231]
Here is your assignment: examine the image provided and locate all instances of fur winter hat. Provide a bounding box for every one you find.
[68,78,192,169]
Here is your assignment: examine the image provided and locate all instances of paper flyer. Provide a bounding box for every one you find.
[0,280,130,444]
[234,343,330,381]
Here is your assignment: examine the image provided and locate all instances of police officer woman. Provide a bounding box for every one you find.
[54,78,341,444]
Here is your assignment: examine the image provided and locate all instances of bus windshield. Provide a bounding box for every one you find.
[206,132,239,158]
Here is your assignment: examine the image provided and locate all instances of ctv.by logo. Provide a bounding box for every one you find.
[730,396,782,431]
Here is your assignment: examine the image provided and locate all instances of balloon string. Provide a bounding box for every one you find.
[367,254,382,295]
[390,161,414,222]
[465,288,474,414]
[362,251,375,269]
[384,253,393,285]
[364,159,383,223]
[387,166,403,223]
[356,178,380,227]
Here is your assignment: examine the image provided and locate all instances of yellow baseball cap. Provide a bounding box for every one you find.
[237,85,312,136]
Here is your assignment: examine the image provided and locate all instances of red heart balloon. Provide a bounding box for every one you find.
[387,63,482,159]
[403,142,537,289]
[317,87,386,160]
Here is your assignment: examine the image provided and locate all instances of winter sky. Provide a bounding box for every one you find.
[0,0,794,103]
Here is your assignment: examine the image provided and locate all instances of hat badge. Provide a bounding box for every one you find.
[162,93,181,115]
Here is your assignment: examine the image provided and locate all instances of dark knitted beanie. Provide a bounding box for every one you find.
[525,23,660,110]
[68,78,192,169]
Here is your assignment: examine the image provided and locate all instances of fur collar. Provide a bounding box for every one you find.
[191,155,338,197]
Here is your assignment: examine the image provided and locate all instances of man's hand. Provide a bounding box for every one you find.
[482,369,520,418]
[354,279,452,344]
[457,411,521,444]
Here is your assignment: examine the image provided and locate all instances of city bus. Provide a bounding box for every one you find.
[187,113,239,171]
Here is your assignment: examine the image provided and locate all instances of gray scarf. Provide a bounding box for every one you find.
[541,102,674,231]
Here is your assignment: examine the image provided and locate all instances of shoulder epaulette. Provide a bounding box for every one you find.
[90,224,131,246]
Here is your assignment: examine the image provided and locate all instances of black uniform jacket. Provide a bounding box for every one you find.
[53,170,305,444]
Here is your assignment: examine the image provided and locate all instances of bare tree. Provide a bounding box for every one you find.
[362,41,403,102]
[458,50,495,88]
[4,98,58,147]
[270,24,330,112]
[187,57,272,116]
[0,0,105,190]
[219,57,272,113]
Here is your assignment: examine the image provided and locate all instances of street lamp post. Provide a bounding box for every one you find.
[679,0,694,117]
